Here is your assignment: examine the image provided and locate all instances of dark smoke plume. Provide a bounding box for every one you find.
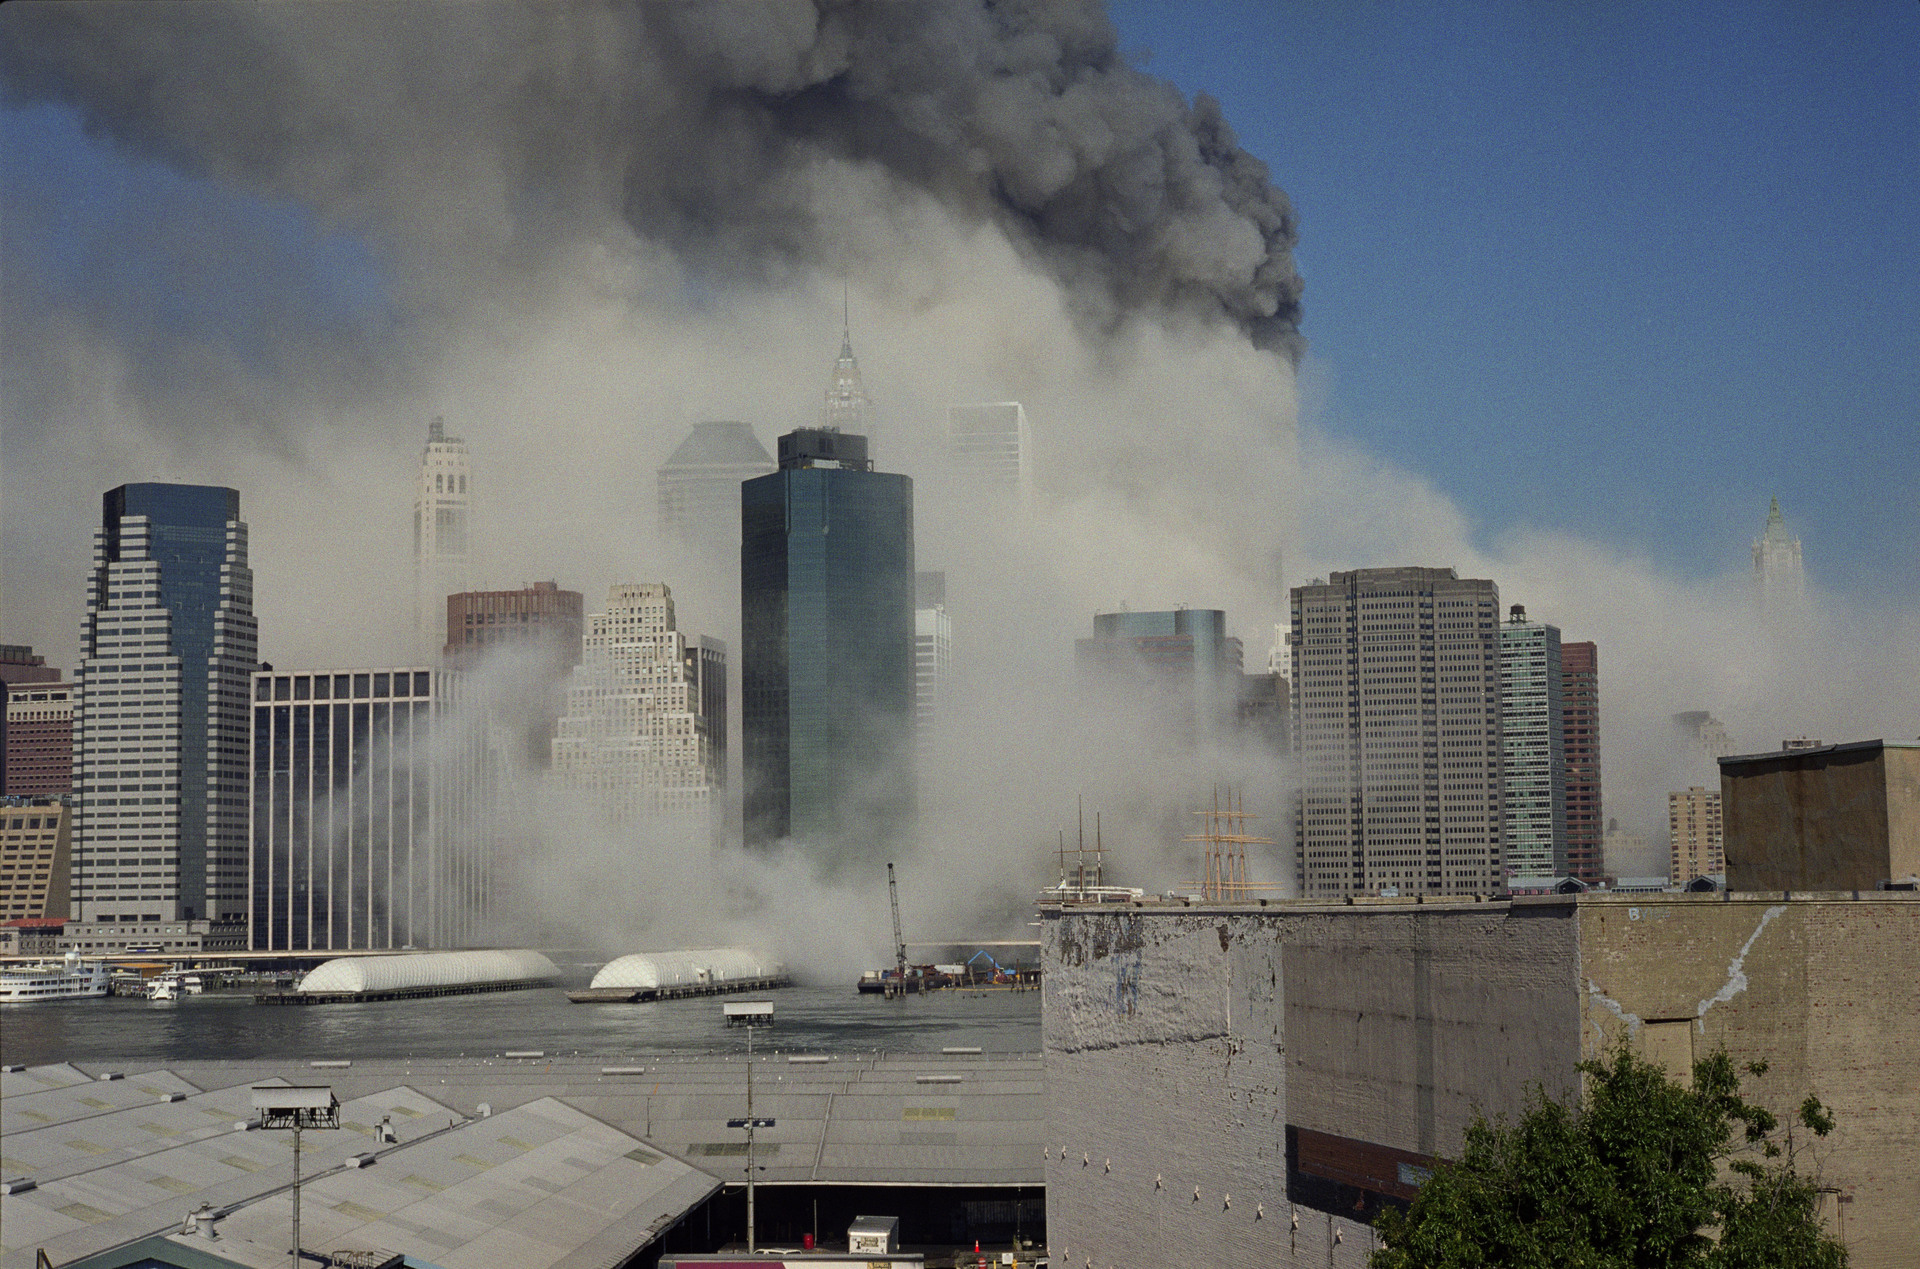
[0,0,1303,362]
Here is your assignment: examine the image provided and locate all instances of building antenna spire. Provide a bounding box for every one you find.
[841,284,851,354]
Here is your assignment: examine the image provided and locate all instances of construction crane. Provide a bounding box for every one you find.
[886,861,908,995]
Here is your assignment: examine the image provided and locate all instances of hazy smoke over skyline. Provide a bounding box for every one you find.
[2,3,1914,968]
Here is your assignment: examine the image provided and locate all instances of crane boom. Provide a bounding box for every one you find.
[887,862,907,987]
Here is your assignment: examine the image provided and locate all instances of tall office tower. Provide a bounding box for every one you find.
[1290,568,1503,898]
[946,403,1032,506]
[1673,710,1737,760]
[823,326,875,449]
[414,417,474,661]
[443,582,584,667]
[71,484,257,945]
[0,800,71,920]
[1,645,62,795]
[551,584,726,822]
[656,421,777,550]
[443,581,584,768]
[1751,495,1805,621]
[1499,606,1567,881]
[1669,786,1724,884]
[1237,670,1290,756]
[5,681,74,797]
[250,667,447,950]
[913,572,952,764]
[742,428,915,855]
[1561,642,1602,884]
[1076,608,1246,742]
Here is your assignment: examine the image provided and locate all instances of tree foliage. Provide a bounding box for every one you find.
[1370,1046,1846,1269]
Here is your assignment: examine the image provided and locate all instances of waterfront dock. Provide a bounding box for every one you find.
[566,972,792,1004]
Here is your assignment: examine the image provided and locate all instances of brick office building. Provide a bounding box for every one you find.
[1561,642,1602,882]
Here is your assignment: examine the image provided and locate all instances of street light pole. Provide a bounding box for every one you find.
[250,1085,339,1269]
[746,1022,756,1254]
[290,1122,301,1269]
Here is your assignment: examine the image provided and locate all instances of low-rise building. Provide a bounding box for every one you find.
[1041,889,1918,1268]
[1721,739,1920,890]
[0,916,66,956]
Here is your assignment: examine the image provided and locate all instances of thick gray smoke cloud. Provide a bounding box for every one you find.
[0,0,1300,384]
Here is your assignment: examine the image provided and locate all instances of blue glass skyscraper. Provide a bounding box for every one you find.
[742,429,915,857]
[70,484,257,946]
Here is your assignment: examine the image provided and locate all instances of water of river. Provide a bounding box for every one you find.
[0,983,1042,1069]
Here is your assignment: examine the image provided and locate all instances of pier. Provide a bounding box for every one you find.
[566,972,792,1004]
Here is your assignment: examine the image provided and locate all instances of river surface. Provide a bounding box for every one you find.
[0,983,1042,1069]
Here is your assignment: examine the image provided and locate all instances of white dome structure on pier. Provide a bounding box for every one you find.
[298,950,558,995]
[588,948,780,992]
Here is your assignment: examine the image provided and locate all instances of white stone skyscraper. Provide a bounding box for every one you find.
[946,402,1032,507]
[823,321,874,448]
[1752,495,1806,621]
[1290,567,1503,898]
[69,484,257,947]
[1499,605,1567,881]
[551,584,725,823]
[414,417,473,660]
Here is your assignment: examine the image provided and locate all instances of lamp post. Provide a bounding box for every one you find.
[723,1001,775,1252]
[251,1085,341,1268]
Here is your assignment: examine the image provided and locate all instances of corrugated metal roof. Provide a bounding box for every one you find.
[1,1068,202,1137]
[176,1098,719,1269]
[0,1073,454,1269]
[1,1065,720,1269]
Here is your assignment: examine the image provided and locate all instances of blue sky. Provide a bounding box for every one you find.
[3,1,1914,624]
[1109,0,1918,599]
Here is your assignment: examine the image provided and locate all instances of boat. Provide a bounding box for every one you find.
[0,952,110,1002]
[856,965,954,995]
[146,976,181,1001]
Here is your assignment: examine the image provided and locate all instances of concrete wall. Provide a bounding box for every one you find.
[1721,742,1920,890]
[1577,892,1920,1269]
[1042,901,1580,1269]
[1044,893,1920,1269]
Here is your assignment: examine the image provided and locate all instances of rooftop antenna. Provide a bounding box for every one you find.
[1095,811,1105,889]
[1076,796,1087,893]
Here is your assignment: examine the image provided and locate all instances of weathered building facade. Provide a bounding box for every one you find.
[1041,892,1919,1268]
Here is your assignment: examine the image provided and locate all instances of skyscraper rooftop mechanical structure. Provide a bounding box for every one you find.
[1290,568,1503,898]
[741,427,915,857]
[72,484,257,943]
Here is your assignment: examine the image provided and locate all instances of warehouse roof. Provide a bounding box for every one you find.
[0,1065,719,1269]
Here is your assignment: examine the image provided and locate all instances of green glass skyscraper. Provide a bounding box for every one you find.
[742,428,915,858]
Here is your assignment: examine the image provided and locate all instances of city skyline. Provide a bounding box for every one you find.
[0,2,1912,902]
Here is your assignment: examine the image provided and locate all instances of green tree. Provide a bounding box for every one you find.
[1370,1046,1846,1269]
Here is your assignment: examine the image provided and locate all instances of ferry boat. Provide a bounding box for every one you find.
[145,976,180,1001]
[0,952,110,1002]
